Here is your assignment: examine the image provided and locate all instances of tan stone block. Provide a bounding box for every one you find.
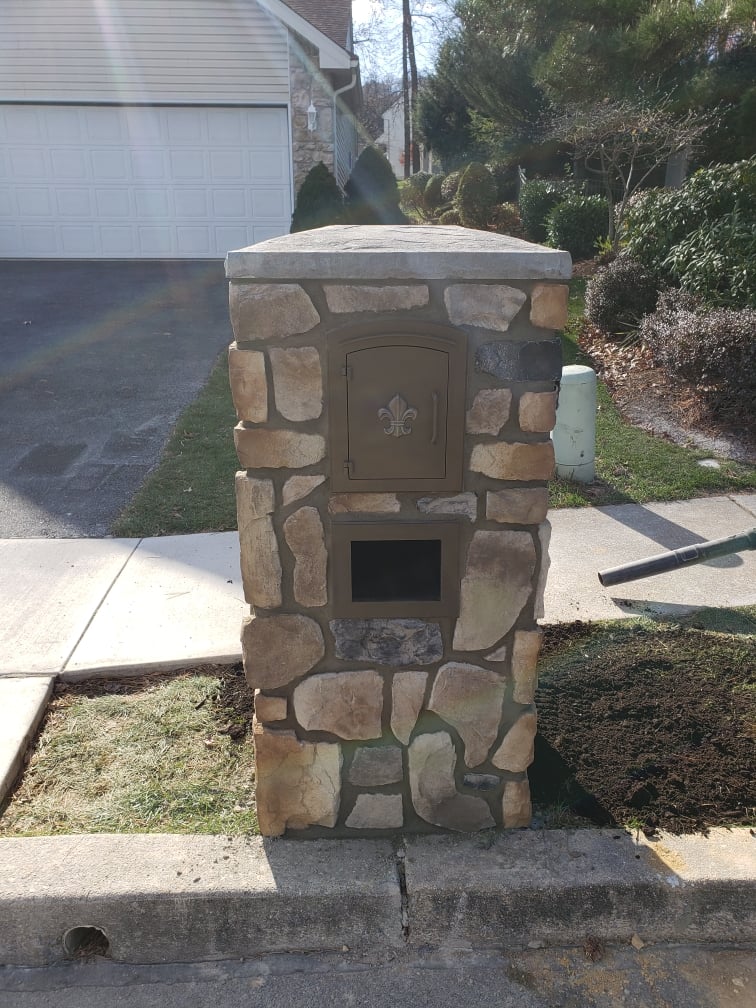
[417,493,477,521]
[241,614,324,690]
[466,389,512,435]
[502,779,532,828]
[254,691,287,723]
[453,531,536,651]
[253,721,341,836]
[345,793,404,830]
[293,670,383,740]
[408,732,495,832]
[228,346,267,423]
[486,488,549,525]
[235,472,275,518]
[428,663,506,768]
[325,284,429,313]
[283,475,325,506]
[485,641,508,663]
[234,427,325,469]
[491,710,537,771]
[269,346,323,422]
[445,284,526,331]
[534,520,552,620]
[238,515,282,608]
[530,283,569,330]
[470,441,554,481]
[391,670,427,745]
[230,282,320,342]
[283,506,327,607]
[328,493,400,514]
[519,391,557,433]
[512,630,543,704]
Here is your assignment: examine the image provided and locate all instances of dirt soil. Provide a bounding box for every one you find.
[531,619,756,835]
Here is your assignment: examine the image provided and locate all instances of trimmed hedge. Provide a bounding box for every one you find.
[546,193,608,259]
[290,162,344,232]
[455,162,497,229]
[518,179,574,244]
[345,146,406,225]
[586,257,661,334]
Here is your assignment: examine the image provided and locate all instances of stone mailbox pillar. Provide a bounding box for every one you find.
[226,225,571,837]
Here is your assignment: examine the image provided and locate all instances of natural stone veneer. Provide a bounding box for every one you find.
[348,746,403,786]
[475,340,561,383]
[237,514,282,608]
[283,474,325,506]
[229,282,319,341]
[254,691,287,723]
[283,506,327,607]
[241,614,324,690]
[390,671,428,745]
[486,487,549,525]
[253,721,341,836]
[469,441,554,482]
[324,284,429,313]
[511,630,543,704]
[502,779,532,828]
[444,284,526,330]
[409,733,494,832]
[293,670,383,740]
[453,531,536,651]
[331,619,443,666]
[428,663,505,767]
[465,389,512,435]
[228,346,267,423]
[269,347,323,422]
[346,793,404,830]
[417,493,477,521]
[519,391,557,433]
[530,283,569,330]
[235,473,275,519]
[328,493,400,514]
[234,428,325,470]
[492,710,537,771]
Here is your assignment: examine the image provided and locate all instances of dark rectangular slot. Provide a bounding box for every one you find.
[351,539,442,603]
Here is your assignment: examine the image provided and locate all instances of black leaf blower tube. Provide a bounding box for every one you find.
[598,527,756,588]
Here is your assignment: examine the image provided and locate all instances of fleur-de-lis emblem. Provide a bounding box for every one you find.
[378,393,418,437]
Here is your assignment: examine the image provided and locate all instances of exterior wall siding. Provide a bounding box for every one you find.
[0,0,290,104]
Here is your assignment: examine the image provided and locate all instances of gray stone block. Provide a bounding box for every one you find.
[475,340,562,383]
[330,619,443,666]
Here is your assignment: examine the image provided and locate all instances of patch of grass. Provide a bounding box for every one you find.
[111,352,238,537]
[549,282,756,508]
[0,667,257,836]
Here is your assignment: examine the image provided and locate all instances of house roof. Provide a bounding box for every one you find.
[283,0,353,51]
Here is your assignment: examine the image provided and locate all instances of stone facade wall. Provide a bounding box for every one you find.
[289,36,336,193]
[227,229,569,838]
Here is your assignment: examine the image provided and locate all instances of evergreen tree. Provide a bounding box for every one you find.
[290,162,344,233]
[345,146,406,225]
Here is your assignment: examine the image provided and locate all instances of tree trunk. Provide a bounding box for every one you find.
[402,0,411,178]
[405,0,420,174]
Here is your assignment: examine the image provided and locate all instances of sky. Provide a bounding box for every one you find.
[351,0,451,77]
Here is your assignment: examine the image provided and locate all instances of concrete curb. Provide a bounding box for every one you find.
[1,829,753,967]
[0,677,54,804]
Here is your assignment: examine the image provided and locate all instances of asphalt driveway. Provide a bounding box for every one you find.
[0,260,232,537]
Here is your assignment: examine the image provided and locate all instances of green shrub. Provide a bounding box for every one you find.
[663,212,756,309]
[585,257,661,334]
[455,162,497,229]
[399,172,437,221]
[424,174,445,210]
[622,157,756,294]
[290,162,344,232]
[486,161,519,203]
[489,202,525,238]
[345,146,406,225]
[545,193,608,259]
[639,290,756,405]
[438,208,461,225]
[440,170,463,202]
[518,179,574,243]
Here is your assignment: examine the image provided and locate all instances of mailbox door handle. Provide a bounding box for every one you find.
[431,391,439,445]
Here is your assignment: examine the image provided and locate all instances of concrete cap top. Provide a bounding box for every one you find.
[225,225,572,282]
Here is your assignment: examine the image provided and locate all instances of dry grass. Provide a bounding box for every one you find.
[0,665,257,836]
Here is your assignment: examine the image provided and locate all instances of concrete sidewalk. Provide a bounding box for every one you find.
[1,493,753,681]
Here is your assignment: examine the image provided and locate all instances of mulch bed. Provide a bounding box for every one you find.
[531,621,756,834]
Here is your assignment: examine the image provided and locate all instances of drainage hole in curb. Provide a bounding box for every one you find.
[63,925,110,959]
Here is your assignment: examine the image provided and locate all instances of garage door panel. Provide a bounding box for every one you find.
[1,105,292,258]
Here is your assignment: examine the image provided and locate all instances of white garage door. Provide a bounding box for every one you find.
[0,105,292,258]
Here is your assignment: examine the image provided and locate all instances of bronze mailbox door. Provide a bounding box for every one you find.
[330,327,466,492]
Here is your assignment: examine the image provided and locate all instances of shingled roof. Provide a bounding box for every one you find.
[283,0,353,51]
